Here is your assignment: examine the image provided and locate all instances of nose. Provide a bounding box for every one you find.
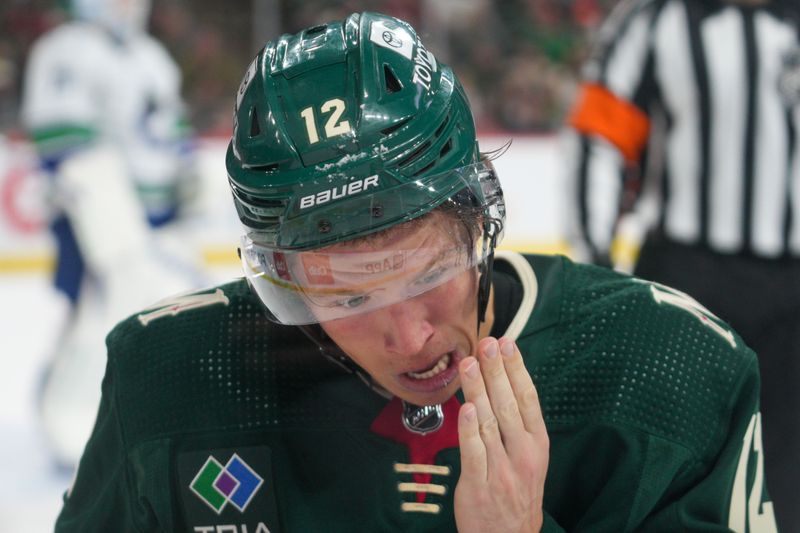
[383,297,435,357]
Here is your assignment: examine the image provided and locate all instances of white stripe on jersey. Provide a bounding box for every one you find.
[705,7,748,253]
[605,9,652,98]
[753,12,796,257]
[574,0,800,259]
[587,139,625,250]
[654,1,702,243]
[792,104,800,253]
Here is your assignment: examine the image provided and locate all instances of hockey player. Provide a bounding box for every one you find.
[55,12,776,532]
[21,0,202,467]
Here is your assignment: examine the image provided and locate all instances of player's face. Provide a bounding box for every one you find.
[318,214,487,406]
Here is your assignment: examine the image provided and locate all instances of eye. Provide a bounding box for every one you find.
[337,294,370,309]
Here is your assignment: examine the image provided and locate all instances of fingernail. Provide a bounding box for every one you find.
[485,340,498,359]
[464,359,479,378]
[500,340,514,357]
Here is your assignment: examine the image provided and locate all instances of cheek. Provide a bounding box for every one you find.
[320,314,377,353]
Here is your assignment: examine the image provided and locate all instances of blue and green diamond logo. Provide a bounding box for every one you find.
[189,453,264,514]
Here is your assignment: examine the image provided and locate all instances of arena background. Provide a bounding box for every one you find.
[0,1,615,529]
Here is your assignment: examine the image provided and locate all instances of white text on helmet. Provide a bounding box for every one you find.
[299,175,380,210]
[412,40,437,91]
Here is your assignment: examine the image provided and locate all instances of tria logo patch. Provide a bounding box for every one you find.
[178,446,280,532]
[190,454,264,514]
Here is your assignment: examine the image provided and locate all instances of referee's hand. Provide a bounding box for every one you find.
[455,337,549,532]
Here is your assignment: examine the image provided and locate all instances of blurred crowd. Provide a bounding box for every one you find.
[0,0,616,137]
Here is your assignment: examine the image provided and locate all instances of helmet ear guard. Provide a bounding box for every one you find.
[477,239,496,328]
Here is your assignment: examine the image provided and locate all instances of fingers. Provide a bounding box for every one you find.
[457,402,487,480]
[459,355,505,457]
[476,338,529,447]
[497,337,547,438]
[459,337,546,451]
[455,337,549,532]
[459,337,536,458]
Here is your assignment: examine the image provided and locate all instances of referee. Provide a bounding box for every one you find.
[566,0,800,530]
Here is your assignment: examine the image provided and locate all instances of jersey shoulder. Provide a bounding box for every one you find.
[104,279,333,444]
[517,254,757,456]
[106,278,257,371]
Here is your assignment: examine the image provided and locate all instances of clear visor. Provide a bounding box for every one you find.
[241,222,488,325]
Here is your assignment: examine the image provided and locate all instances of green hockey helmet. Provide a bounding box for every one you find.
[227,12,505,324]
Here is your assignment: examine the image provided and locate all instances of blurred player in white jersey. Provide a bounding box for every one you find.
[21,0,203,468]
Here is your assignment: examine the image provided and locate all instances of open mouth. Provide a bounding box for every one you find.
[397,349,462,394]
[406,353,451,380]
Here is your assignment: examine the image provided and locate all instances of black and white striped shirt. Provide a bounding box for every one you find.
[567,0,800,261]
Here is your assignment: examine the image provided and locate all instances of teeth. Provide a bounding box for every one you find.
[407,354,450,379]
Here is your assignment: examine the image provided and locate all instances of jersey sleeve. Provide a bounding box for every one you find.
[524,258,778,531]
[563,0,659,264]
[635,356,776,531]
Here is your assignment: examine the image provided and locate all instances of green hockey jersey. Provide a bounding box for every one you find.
[54,252,776,532]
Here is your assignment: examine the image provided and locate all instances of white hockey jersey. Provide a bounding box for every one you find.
[21,21,190,218]
[20,20,203,468]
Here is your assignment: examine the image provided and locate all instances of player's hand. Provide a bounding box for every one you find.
[454,337,549,533]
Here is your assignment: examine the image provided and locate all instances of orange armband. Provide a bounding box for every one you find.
[568,83,650,163]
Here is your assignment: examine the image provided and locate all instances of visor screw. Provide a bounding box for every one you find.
[371,205,384,218]
[318,220,332,233]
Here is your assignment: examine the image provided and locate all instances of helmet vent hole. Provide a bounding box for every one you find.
[383,64,403,94]
[380,118,410,136]
[249,163,279,172]
[305,25,327,36]
[249,107,261,137]
[397,141,430,168]
[439,139,453,157]
[412,161,435,177]
[434,114,450,138]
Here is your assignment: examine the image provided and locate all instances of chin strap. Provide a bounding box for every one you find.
[298,324,393,399]
[243,265,391,399]
[299,323,444,435]
[477,229,497,333]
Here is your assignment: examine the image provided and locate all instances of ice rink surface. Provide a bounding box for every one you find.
[1,274,74,531]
